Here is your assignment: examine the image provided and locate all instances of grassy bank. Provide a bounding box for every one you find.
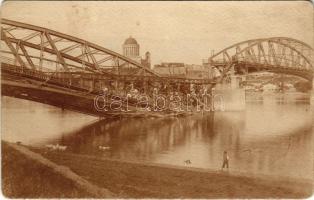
[34,147,312,198]
[2,141,312,198]
[1,142,91,198]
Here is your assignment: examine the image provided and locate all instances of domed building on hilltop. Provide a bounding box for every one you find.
[122,36,151,69]
[123,37,140,58]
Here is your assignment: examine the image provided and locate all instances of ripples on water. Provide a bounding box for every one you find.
[2,96,313,180]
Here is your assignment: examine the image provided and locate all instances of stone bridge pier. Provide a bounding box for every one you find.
[311,78,314,104]
[214,72,246,111]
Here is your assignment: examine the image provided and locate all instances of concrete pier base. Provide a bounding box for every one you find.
[311,90,314,104]
[311,80,314,104]
[213,83,245,111]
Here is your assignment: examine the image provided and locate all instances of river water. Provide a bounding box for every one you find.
[2,95,313,180]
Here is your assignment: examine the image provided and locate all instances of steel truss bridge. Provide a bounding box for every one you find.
[206,37,313,82]
[1,18,313,116]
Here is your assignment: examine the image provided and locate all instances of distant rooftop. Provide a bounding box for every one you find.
[124,36,138,45]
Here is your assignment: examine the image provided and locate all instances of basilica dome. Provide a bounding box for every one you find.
[123,36,140,58]
[124,37,138,45]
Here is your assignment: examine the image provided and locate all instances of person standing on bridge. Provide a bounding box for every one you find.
[221,150,229,171]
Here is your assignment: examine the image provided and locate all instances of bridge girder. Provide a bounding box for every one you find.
[208,37,314,81]
[0,18,160,78]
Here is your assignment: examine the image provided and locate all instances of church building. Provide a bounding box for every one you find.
[122,36,151,69]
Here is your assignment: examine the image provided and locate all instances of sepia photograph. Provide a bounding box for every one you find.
[0,0,313,198]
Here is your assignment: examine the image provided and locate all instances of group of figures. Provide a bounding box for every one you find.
[92,80,217,113]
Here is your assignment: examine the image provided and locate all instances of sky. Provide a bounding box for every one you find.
[1,1,313,66]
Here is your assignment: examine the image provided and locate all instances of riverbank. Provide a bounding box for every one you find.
[1,142,92,198]
[2,141,312,198]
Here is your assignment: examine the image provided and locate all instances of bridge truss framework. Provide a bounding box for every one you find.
[1,19,313,116]
[206,37,314,82]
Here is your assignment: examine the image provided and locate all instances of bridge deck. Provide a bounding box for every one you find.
[1,65,202,117]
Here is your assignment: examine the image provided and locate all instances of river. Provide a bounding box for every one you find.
[2,95,313,180]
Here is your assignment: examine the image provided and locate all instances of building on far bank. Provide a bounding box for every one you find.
[122,36,151,69]
[153,62,211,79]
[185,64,210,79]
[153,62,186,78]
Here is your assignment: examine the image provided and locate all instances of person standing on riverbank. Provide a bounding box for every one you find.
[221,151,229,170]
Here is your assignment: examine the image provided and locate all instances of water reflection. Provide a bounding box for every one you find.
[2,96,313,180]
[51,104,312,179]
[53,114,217,160]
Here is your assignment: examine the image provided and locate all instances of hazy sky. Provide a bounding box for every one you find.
[1,1,313,65]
